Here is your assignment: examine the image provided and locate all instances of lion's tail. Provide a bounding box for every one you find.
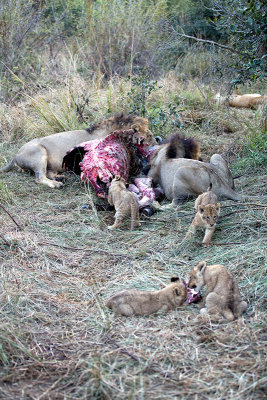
[0,159,15,173]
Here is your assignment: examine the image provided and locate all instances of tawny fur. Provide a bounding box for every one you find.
[188,261,247,321]
[187,185,220,245]
[147,151,241,206]
[106,277,187,316]
[216,93,267,109]
[0,113,156,188]
[107,175,140,230]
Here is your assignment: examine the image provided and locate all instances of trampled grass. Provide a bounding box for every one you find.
[0,77,266,399]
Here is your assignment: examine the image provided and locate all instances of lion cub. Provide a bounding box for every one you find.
[107,175,140,230]
[106,277,187,316]
[187,185,220,245]
[188,261,247,321]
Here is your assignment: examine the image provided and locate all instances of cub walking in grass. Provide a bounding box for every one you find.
[106,277,187,316]
[188,261,247,321]
[107,175,140,230]
[187,184,220,246]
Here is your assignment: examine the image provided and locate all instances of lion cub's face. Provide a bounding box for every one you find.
[110,175,127,191]
[197,204,220,228]
[168,277,188,306]
[188,261,206,292]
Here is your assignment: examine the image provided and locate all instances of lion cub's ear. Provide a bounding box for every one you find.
[215,203,221,212]
[114,175,121,181]
[197,261,207,272]
[198,205,205,214]
[171,276,180,282]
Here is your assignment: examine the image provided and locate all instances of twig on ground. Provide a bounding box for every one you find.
[196,242,242,246]
[0,203,22,230]
[221,207,265,218]
[224,203,267,208]
[107,339,140,362]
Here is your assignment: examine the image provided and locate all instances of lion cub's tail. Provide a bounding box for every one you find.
[0,159,15,173]
[207,183,212,191]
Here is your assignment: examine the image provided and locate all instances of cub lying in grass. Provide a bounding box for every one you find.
[187,185,220,246]
[107,175,140,230]
[188,261,247,321]
[106,277,187,316]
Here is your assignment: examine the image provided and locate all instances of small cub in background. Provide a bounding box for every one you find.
[188,261,247,321]
[108,175,140,230]
[187,184,220,246]
[106,277,187,316]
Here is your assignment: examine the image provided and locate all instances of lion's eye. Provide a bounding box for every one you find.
[214,216,217,220]
[206,216,209,220]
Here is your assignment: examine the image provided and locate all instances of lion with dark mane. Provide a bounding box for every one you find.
[0,113,156,188]
[146,133,242,205]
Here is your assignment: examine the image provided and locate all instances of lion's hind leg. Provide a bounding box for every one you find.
[233,300,247,318]
[205,292,234,321]
[117,304,135,316]
[231,283,247,317]
[108,211,124,230]
[16,144,63,188]
[130,200,140,230]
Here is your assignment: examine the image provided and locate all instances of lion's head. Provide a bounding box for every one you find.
[87,113,157,148]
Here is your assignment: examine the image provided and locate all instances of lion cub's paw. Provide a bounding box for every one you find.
[107,225,116,230]
[202,242,212,247]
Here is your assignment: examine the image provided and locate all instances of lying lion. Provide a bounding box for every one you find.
[146,149,242,205]
[216,93,267,109]
[107,175,140,230]
[188,261,247,321]
[106,277,187,316]
[0,113,156,188]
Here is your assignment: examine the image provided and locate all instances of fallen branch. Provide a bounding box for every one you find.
[196,242,242,246]
[221,207,264,219]
[228,203,267,207]
[107,340,140,362]
[0,204,22,230]
[172,30,243,55]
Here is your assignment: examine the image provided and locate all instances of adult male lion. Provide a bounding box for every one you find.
[0,113,156,188]
[146,145,242,205]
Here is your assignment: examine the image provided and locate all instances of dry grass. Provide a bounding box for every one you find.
[0,78,266,399]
